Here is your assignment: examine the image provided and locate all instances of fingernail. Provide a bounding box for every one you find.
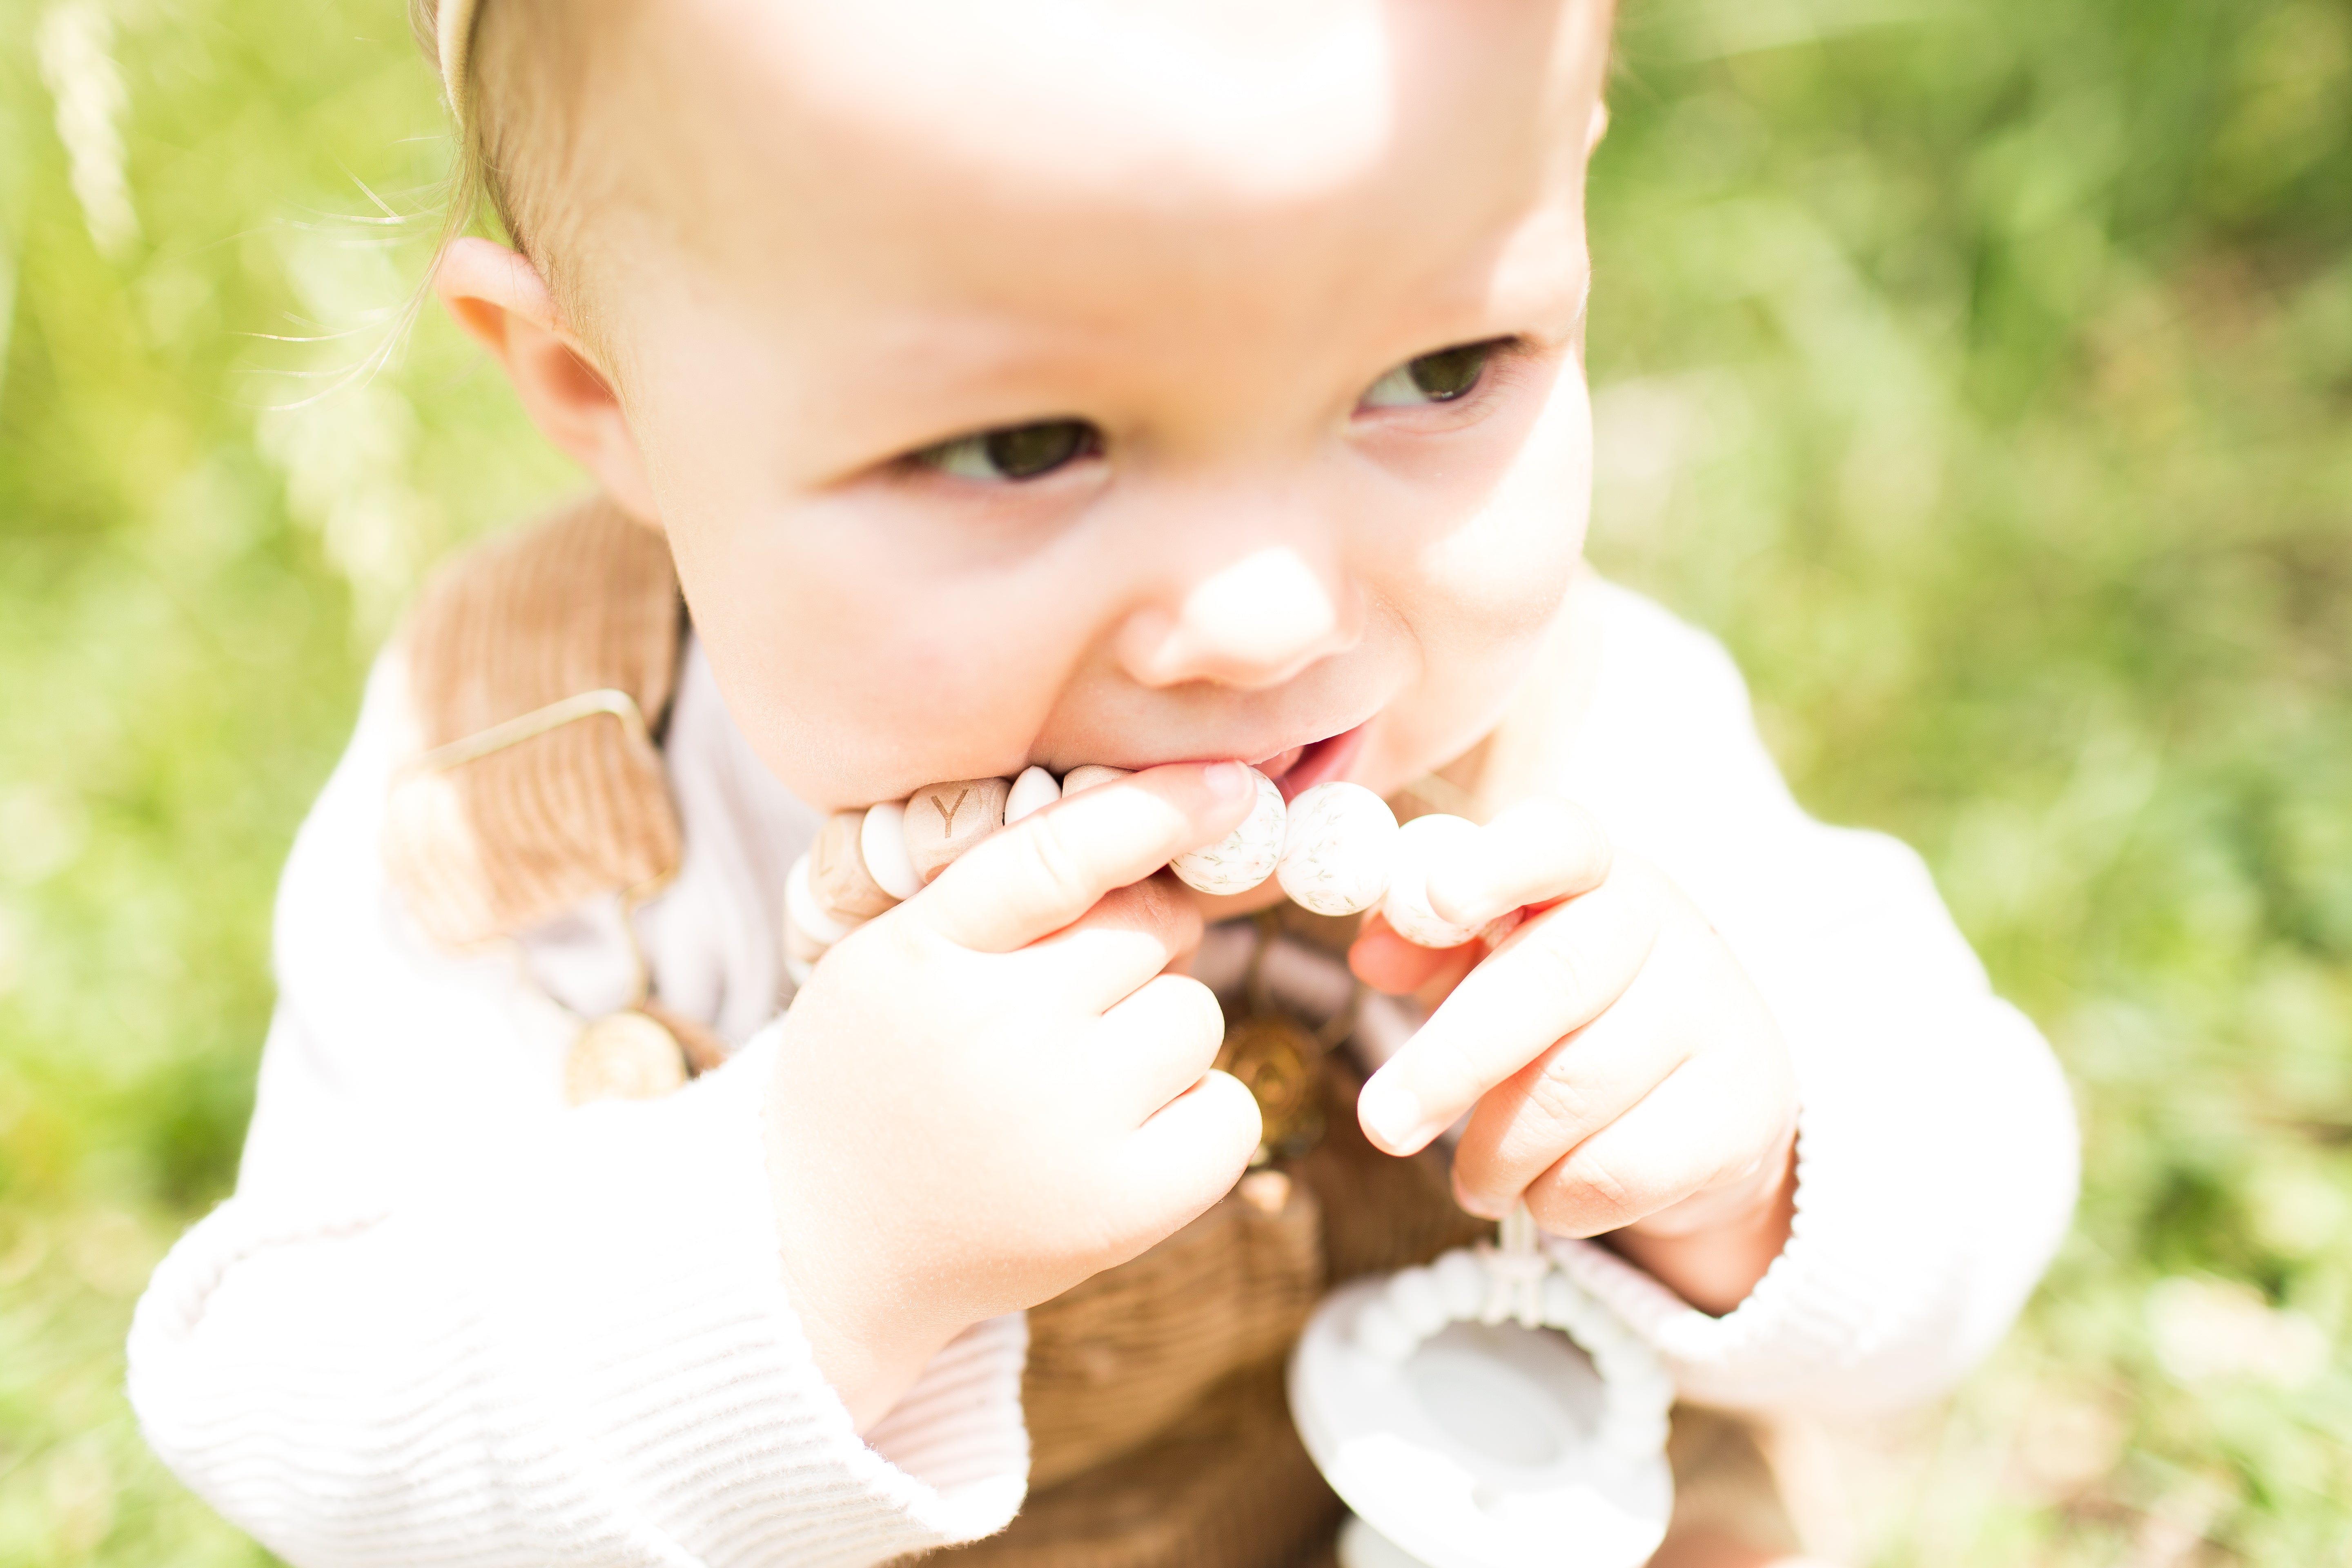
[1203,760,1250,801]
[1358,1077,1425,1152]
[1420,842,1491,931]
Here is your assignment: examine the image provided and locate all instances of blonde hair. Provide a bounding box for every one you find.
[409,0,617,343]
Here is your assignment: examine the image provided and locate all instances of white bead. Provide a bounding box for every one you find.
[1622,1366,1678,1417]
[859,802,924,900]
[1059,764,1131,796]
[1004,765,1060,824]
[786,854,851,946]
[1385,1266,1449,1338]
[1604,1414,1672,1464]
[1541,1272,1589,1333]
[1276,781,1397,915]
[1432,1247,1489,1319]
[1379,813,1480,948]
[1170,766,1284,895]
[1577,1303,1633,1356]
[1352,1298,1418,1365]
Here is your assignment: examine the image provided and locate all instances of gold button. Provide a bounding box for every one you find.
[565,1011,689,1105]
[1216,1014,1325,1163]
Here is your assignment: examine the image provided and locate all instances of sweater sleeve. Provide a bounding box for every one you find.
[1534,583,2078,1415]
[128,658,1030,1567]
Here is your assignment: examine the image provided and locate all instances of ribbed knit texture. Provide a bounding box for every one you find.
[1535,585,2079,1415]
[131,1034,1031,1567]
[131,579,2077,1564]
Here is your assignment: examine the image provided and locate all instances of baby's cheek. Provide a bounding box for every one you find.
[1417,397,1589,634]
[675,492,1086,803]
[779,616,1075,806]
[1404,508,1579,694]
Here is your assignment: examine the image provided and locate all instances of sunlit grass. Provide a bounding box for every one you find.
[0,0,2344,1562]
[1586,0,2352,1559]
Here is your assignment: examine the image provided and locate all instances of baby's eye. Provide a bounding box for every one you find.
[911,419,1101,481]
[1359,341,1501,409]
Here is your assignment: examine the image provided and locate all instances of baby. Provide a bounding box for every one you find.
[129,2,2078,1565]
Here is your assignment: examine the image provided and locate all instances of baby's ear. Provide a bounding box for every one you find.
[434,237,662,526]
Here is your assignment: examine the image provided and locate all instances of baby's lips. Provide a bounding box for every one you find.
[1478,907,1529,949]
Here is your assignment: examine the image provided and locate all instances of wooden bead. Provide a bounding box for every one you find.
[782,911,831,967]
[901,776,1013,883]
[1379,813,1480,947]
[860,802,924,900]
[1171,767,1285,895]
[565,1011,688,1105]
[786,853,851,945]
[782,906,829,988]
[1059,764,1131,796]
[811,809,899,923]
[1005,764,1061,824]
[1276,782,1397,916]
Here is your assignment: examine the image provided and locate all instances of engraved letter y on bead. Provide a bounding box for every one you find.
[926,789,970,837]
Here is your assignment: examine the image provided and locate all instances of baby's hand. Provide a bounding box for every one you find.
[764,763,1263,1429]
[1350,799,1797,1307]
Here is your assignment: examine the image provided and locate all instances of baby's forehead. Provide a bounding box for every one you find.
[603,0,1608,320]
[673,3,1561,194]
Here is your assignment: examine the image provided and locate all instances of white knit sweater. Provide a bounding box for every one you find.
[129,581,2077,1567]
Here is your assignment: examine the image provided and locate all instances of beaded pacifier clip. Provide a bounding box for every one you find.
[782,763,1492,977]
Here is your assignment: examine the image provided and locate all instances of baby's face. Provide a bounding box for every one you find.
[589,0,1612,812]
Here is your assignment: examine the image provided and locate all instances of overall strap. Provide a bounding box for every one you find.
[382,496,686,949]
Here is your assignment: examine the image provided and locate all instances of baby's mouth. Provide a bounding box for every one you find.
[1252,721,1372,804]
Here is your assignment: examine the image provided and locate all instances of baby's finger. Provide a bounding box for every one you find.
[1106,1070,1263,1250]
[917,762,1254,953]
[1087,973,1228,1124]
[1355,866,1664,1154]
[1020,874,1205,1011]
[1516,1061,1773,1238]
[1347,911,1473,996]
[1424,796,1612,931]
[1446,998,1691,1219]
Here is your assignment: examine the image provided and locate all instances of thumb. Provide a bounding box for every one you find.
[913,761,1255,952]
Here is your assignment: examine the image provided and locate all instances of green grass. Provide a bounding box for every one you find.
[0,0,2344,1562]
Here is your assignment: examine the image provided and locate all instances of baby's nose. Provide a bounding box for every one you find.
[1117,545,1362,691]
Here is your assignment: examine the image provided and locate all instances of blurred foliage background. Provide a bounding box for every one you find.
[0,0,2343,1561]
